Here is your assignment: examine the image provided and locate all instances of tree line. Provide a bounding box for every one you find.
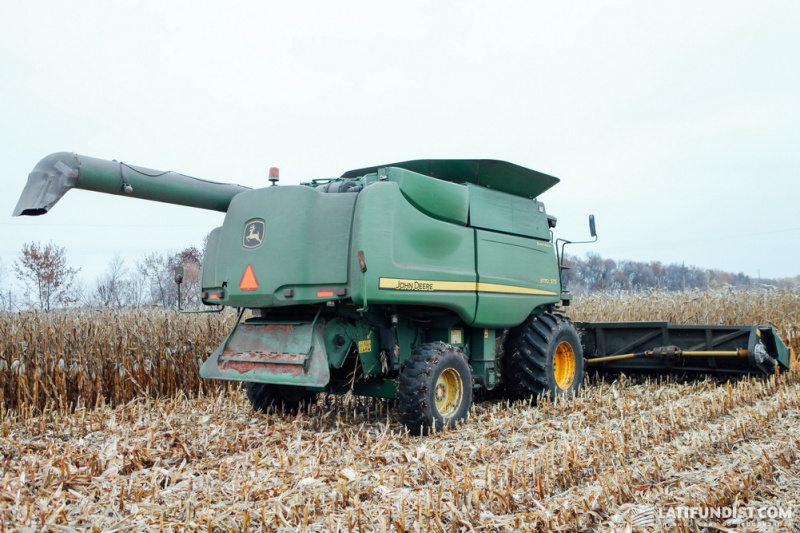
[1,243,796,311]
[562,252,798,293]
[1,242,203,311]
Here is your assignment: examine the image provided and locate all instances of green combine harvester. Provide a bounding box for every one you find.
[13,153,794,434]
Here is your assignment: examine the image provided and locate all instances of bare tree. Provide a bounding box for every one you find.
[137,250,182,308]
[0,259,9,311]
[177,246,203,309]
[94,254,129,308]
[13,242,80,310]
[123,265,148,308]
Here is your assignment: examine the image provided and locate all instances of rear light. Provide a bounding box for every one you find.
[317,288,347,298]
[203,289,226,301]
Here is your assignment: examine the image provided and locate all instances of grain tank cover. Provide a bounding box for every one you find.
[341,159,560,199]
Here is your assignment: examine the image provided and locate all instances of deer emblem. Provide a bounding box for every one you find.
[243,220,265,248]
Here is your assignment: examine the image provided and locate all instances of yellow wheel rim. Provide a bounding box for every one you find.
[553,341,576,390]
[434,368,463,418]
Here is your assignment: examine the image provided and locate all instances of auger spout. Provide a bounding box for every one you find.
[13,152,251,216]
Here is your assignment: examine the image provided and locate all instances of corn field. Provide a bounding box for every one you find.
[569,287,800,333]
[0,309,236,415]
[1,289,799,531]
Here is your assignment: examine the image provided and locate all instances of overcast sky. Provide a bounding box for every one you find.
[2,1,798,287]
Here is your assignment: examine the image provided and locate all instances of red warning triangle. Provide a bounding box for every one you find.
[239,265,259,291]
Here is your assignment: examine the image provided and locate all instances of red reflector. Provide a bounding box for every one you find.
[317,289,334,298]
[239,265,259,291]
[209,293,220,300]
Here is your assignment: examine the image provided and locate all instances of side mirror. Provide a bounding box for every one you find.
[174,266,184,285]
[589,214,597,238]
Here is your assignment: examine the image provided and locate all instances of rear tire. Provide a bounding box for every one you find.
[398,342,473,435]
[502,313,584,402]
[245,382,317,413]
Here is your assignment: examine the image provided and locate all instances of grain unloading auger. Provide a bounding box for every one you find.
[14,152,794,434]
[13,152,250,216]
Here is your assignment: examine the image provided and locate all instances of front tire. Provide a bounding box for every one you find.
[398,342,473,435]
[245,382,317,413]
[502,313,584,402]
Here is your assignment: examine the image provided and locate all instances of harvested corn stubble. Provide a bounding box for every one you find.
[0,289,798,530]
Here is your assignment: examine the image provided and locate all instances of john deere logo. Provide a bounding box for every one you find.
[243,219,265,249]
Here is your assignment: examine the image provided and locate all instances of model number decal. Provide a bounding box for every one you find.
[540,278,558,284]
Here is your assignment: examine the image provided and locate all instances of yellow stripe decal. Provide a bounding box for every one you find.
[378,278,474,291]
[378,277,557,296]
[477,282,558,296]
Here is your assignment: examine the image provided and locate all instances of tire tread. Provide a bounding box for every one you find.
[501,312,584,402]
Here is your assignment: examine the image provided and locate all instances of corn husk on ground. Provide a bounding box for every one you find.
[1,289,798,531]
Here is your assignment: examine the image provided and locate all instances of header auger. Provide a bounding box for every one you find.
[15,152,793,434]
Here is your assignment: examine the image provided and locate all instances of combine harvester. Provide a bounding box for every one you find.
[14,153,793,434]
